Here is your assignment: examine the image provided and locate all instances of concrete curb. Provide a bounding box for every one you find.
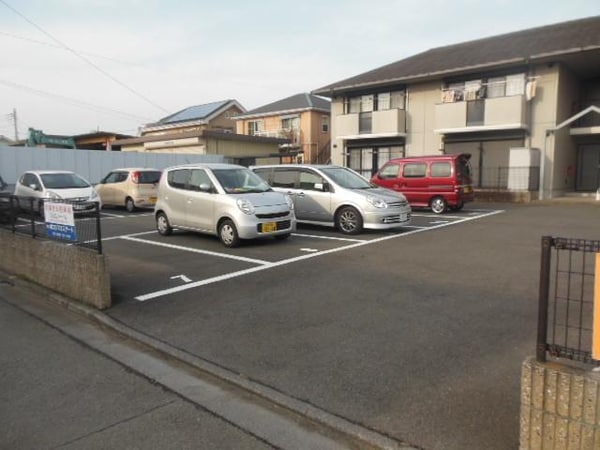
[4,272,419,450]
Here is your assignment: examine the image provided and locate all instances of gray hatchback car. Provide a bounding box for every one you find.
[251,164,411,235]
[154,163,296,247]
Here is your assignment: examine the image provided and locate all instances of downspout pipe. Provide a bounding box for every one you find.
[539,105,600,200]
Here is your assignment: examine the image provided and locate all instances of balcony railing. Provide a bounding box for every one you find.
[434,95,527,132]
[253,129,300,143]
[335,109,406,137]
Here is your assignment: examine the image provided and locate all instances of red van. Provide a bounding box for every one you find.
[371,153,474,214]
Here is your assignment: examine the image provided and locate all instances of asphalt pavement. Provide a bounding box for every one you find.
[2,200,600,450]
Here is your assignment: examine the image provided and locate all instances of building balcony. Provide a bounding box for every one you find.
[254,129,300,143]
[335,109,406,138]
[434,95,527,133]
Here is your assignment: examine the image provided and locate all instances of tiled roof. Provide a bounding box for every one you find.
[313,15,600,95]
[236,93,330,118]
[156,100,239,125]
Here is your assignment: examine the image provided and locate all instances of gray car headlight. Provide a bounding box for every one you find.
[366,195,388,208]
[236,199,255,215]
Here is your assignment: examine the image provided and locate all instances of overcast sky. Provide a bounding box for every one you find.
[1,0,599,138]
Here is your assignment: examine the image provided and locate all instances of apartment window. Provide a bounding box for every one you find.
[321,115,329,133]
[505,74,525,96]
[347,146,404,178]
[359,112,372,134]
[248,120,264,136]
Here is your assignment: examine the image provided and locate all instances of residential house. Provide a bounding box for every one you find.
[313,16,600,199]
[235,93,331,164]
[113,100,289,165]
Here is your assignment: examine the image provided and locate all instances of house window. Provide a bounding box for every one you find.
[347,146,404,178]
[248,120,264,136]
[281,116,299,130]
[359,112,372,134]
[321,115,329,133]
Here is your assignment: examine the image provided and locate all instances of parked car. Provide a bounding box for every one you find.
[96,168,161,212]
[154,163,296,247]
[371,153,474,214]
[251,164,411,235]
[13,170,102,214]
[0,174,10,223]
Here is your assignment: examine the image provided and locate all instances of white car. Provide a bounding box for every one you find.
[14,170,102,214]
[155,163,295,247]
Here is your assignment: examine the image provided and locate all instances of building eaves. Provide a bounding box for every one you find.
[113,130,288,146]
[313,15,600,96]
[235,93,330,119]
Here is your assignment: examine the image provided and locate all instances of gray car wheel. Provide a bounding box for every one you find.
[336,206,363,235]
[125,197,135,213]
[156,212,172,236]
[218,219,240,248]
[430,196,447,214]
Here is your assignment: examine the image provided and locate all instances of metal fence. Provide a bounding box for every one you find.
[0,195,102,254]
[471,166,540,191]
[537,236,600,366]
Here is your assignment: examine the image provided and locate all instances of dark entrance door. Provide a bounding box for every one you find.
[577,144,600,191]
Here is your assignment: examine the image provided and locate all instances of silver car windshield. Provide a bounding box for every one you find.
[320,167,375,190]
[40,173,90,189]
[212,168,272,194]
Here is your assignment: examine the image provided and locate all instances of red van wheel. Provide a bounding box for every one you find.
[430,196,447,214]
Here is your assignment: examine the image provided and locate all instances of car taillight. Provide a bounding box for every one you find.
[132,171,140,184]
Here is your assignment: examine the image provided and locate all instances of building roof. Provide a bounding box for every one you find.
[112,130,288,146]
[148,100,245,127]
[235,93,330,119]
[313,15,600,95]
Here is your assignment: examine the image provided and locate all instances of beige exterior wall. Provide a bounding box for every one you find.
[330,97,346,165]
[405,81,442,155]
[235,110,330,164]
[205,138,279,159]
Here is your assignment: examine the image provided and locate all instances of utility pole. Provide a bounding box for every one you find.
[12,108,19,141]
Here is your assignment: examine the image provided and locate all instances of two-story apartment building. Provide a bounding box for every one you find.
[313,16,600,199]
[234,93,331,164]
[113,100,288,163]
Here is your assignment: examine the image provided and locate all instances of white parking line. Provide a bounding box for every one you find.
[121,236,273,266]
[291,232,364,242]
[134,209,505,302]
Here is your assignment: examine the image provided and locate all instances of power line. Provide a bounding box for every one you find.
[0,0,169,114]
[0,30,143,66]
[0,79,156,122]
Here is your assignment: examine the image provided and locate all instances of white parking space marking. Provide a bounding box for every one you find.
[300,248,319,253]
[134,209,505,302]
[120,235,273,266]
[429,221,449,225]
[292,232,364,242]
[101,212,125,218]
[103,230,156,241]
[171,274,192,283]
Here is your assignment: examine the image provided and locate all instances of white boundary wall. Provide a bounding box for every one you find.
[0,146,228,184]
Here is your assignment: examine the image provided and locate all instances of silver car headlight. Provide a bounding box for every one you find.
[44,191,61,199]
[366,195,388,208]
[236,199,255,215]
[284,194,294,210]
[90,190,99,200]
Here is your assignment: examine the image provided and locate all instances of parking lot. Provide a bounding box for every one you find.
[100,207,503,305]
[70,202,597,450]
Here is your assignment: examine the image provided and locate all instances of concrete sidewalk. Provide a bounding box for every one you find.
[0,273,413,450]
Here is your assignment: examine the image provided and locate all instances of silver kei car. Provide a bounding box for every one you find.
[154,163,296,247]
[251,164,412,235]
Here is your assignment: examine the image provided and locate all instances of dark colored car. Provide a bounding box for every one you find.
[0,175,11,223]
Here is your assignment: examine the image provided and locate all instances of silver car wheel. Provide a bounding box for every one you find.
[156,212,172,236]
[430,197,447,214]
[336,206,363,235]
[126,197,135,213]
[218,219,240,248]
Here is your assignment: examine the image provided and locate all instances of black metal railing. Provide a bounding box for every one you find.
[0,195,102,254]
[471,166,540,191]
[537,236,600,366]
